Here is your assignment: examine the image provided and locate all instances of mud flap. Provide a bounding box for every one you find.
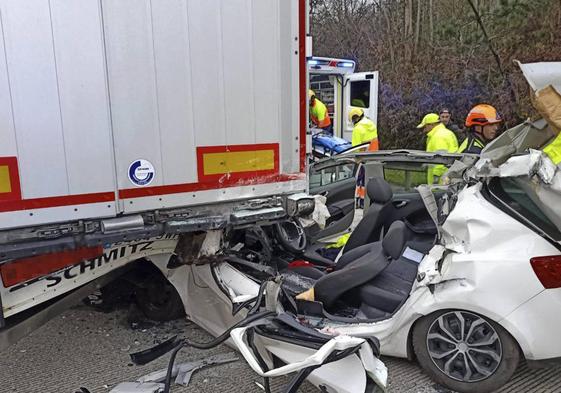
[230,327,388,392]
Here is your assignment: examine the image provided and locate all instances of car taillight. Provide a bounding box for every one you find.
[530,255,561,289]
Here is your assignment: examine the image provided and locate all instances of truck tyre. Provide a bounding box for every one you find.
[412,309,519,393]
[135,274,185,322]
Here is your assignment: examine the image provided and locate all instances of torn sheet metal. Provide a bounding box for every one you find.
[359,343,389,391]
[415,245,446,286]
[479,119,555,166]
[442,160,470,182]
[231,328,388,391]
[470,143,561,232]
[214,262,260,303]
[264,279,283,313]
[475,149,557,183]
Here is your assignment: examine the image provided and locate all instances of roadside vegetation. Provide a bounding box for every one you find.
[311,0,561,149]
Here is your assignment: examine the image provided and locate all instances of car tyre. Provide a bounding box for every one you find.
[412,310,519,393]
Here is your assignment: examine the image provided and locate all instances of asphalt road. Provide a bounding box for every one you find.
[1,306,560,393]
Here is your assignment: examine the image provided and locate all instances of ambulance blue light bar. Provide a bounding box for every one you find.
[307,57,356,74]
[338,62,354,68]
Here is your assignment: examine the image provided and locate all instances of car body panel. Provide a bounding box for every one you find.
[501,287,561,360]
[239,333,388,392]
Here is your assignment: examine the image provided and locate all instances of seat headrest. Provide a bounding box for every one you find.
[382,221,407,260]
[367,177,393,204]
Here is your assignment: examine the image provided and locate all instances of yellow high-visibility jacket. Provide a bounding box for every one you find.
[352,117,378,147]
[310,99,331,128]
[425,123,458,183]
[544,132,561,165]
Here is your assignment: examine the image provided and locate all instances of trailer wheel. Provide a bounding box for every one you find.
[135,273,185,322]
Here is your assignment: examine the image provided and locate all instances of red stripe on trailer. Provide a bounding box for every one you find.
[0,155,116,213]
[0,246,103,288]
[299,0,307,173]
[0,192,115,213]
[118,172,305,199]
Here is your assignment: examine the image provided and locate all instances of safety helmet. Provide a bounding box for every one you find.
[416,113,440,128]
[308,89,316,99]
[465,104,502,127]
[348,107,364,122]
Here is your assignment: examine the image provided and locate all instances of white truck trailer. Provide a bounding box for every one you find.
[0,0,312,346]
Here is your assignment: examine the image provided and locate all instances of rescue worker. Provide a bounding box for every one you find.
[459,104,502,154]
[543,132,561,165]
[417,113,458,184]
[349,107,379,150]
[309,90,332,133]
[538,86,561,165]
[349,107,379,208]
[439,108,461,133]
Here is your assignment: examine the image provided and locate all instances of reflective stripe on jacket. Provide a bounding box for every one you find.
[310,99,331,128]
[352,117,378,147]
[458,133,485,154]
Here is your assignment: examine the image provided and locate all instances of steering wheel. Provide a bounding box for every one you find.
[273,218,307,254]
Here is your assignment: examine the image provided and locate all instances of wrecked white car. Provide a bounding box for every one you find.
[115,65,561,393]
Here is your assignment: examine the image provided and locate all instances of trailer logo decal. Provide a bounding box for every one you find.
[6,234,178,293]
[0,246,103,288]
[128,159,155,186]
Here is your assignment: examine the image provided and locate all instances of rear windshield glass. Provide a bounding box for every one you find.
[489,177,561,240]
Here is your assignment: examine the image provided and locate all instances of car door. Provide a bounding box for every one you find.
[312,150,466,239]
[379,160,445,232]
[309,159,357,240]
[343,71,379,141]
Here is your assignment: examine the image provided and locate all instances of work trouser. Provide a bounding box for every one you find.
[356,165,365,208]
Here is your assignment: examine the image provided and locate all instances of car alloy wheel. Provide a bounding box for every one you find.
[426,311,502,383]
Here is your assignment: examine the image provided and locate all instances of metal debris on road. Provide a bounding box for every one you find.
[108,353,239,392]
[109,381,164,393]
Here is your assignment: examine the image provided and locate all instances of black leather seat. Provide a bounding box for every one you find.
[302,177,396,266]
[357,256,420,319]
[342,177,396,254]
[314,221,408,309]
[357,235,433,319]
